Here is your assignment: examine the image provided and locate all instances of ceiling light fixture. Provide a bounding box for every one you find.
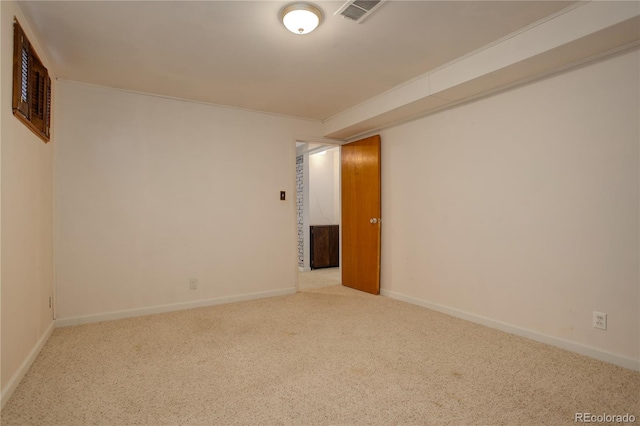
[280,3,323,35]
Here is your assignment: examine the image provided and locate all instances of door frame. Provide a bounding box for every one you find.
[292,140,343,291]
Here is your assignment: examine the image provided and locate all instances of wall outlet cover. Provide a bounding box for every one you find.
[593,311,607,330]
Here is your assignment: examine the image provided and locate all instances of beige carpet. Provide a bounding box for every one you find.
[2,285,638,425]
[299,267,341,289]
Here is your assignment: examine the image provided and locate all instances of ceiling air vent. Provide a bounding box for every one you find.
[335,0,387,24]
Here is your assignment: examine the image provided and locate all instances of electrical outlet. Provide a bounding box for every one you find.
[593,311,607,330]
[189,278,198,290]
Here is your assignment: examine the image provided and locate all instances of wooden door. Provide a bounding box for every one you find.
[341,135,381,295]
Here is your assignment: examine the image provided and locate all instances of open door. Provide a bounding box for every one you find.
[341,135,381,295]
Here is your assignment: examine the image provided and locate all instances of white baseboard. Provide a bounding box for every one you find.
[380,289,640,372]
[1,321,55,409]
[56,287,297,327]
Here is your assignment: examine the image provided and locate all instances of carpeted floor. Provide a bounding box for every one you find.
[2,285,638,425]
[299,267,341,289]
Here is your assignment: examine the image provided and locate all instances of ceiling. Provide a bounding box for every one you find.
[20,1,578,121]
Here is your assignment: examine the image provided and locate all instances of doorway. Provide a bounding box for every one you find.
[295,142,341,290]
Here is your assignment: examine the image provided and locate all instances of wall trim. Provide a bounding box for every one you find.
[1,321,55,409]
[380,289,640,372]
[56,79,321,124]
[55,287,297,327]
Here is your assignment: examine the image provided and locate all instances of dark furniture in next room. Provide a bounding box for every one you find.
[310,225,339,269]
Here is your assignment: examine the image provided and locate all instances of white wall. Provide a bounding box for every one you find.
[333,150,340,223]
[309,147,339,225]
[380,48,640,366]
[1,0,55,402]
[55,82,322,321]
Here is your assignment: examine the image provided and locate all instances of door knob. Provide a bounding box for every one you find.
[370,218,378,224]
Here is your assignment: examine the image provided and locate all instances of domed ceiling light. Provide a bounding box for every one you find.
[280,3,323,35]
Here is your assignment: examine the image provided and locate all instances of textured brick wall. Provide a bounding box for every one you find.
[296,155,304,268]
